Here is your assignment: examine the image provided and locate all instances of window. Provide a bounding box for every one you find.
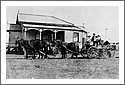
[73,32,79,42]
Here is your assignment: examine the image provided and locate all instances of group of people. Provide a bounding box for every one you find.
[87,33,101,47]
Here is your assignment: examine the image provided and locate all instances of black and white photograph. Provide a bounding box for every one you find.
[1,1,124,84]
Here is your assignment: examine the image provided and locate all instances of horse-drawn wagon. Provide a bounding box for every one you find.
[6,39,116,59]
[80,44,116,59]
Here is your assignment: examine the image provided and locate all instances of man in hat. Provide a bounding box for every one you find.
[91,33,96,46]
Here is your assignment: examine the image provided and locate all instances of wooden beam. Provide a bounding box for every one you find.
[24,26,84,32]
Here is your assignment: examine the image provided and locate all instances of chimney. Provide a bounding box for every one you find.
[83,23,84,27]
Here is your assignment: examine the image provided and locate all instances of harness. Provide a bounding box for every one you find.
[21,40,46,56]
[62,44,79,54]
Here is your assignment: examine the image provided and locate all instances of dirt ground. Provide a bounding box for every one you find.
[6,51,119,79]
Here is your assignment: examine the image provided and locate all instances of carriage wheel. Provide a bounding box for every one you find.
[109,50,115,58]
[87,47,98,59]
[102,49,110,59]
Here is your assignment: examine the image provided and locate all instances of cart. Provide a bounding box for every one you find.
[80,44,116,59]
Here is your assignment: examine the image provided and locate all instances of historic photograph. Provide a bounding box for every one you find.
[6,6,119,80]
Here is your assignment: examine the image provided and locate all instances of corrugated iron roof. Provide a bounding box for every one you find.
[18,13,74,25]
[17,13,87,33]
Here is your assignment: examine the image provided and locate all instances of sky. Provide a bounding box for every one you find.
[6,6,119,43]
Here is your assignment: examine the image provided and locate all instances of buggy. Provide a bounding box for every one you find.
[80,41,116,59]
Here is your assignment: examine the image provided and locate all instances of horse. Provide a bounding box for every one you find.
[18,39,37,59]
[66,42,79,58]
[18,39,49,59]
[31,39,53,59]
[54,40,79,59]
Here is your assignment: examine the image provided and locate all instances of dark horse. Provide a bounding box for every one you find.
[18,39,49,59]
[18,38,79,59]
[65,42,79,58]
[54,40,79,59]
[18,39,37,59]
[32,39,53,59]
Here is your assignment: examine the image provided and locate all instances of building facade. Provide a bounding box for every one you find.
[7,13,87,48]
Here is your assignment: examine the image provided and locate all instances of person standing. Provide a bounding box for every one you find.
[91,33,96,46]
[15,37,20,53]
[15,37,19,46]
[95,35,101,47]
[97,35,101,47]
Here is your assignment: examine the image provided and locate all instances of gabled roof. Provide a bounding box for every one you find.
[17,13,74,25]
[16,13,87,33]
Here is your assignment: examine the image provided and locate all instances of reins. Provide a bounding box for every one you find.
[62,44,79,54]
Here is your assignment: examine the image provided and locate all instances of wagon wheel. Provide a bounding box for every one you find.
[87,47,98,59]
[109,49,115,58]
[102,49,110,59]
[97,48,104,59]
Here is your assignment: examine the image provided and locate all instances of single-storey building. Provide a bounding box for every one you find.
[7,13,87,48]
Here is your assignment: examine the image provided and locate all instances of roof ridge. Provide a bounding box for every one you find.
[18,12,52,17]
[18,12,74,25]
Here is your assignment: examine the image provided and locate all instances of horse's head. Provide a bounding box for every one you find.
[18,39,29,47]
[55,40,63,47]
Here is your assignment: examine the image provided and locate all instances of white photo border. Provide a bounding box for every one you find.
[1,1,124,84]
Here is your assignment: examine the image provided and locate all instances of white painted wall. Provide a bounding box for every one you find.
[65,31,73,43]
[65,31,87,49]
